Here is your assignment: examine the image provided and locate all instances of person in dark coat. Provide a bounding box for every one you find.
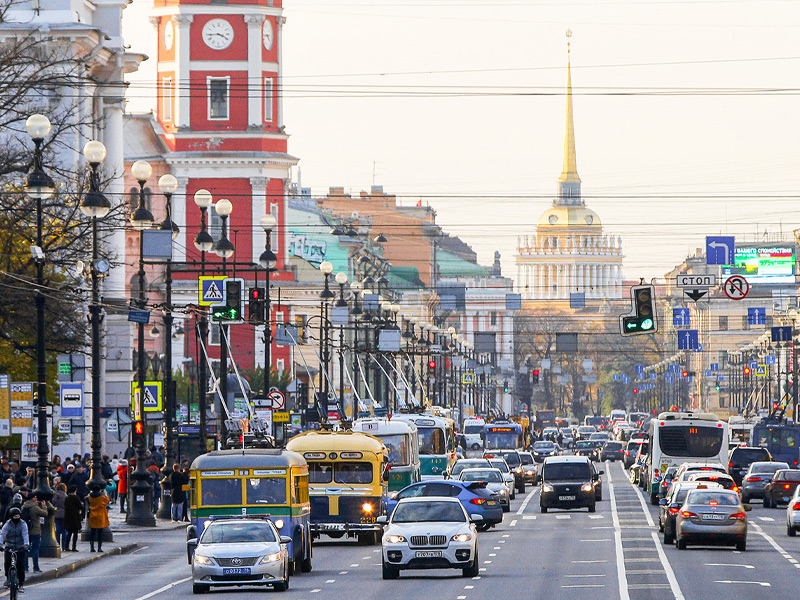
[64,485,84,551]
[0,478,14,522]
[170,464,186,521]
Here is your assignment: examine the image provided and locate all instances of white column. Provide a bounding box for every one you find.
[245,14,266,127]
[173,177,188,262]
[547,265,553,299]
[251,176,269,263]
[590,265,596,297]
[277,15,286,128]
[174,14,193,129]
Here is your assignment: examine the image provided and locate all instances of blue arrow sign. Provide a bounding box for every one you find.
[747,307,766,326]
[622,375,630,384]
[710,363,719,372]
[766,355,776,365]
[706,236,735,265]
[673,308,691,327]
[678,330,699,350]
[772,326,792,343]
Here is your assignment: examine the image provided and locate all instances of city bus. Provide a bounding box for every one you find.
[627,412,649,428]
[646,411,728,505]
[752,422,800,468]
[286,430,388,544]
[352,417,421,491]
[463,417,486,450]
[393,414,456,479]
[609,409,626,423]
[187,448,312,573]
[484,421,524,450]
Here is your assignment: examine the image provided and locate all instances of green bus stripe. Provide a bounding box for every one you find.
[193,506,307,518]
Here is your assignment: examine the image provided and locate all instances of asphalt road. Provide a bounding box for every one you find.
[13,460,800,600]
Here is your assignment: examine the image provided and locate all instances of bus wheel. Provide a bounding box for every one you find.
[300,538,313,573]
[327,532,345,539]
[650,492,659,506]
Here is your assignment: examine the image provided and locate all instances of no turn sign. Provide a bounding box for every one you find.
[724,275,750,301]
[268,388,285,410]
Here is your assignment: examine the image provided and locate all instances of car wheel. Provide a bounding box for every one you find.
[382,560,400,580]
[676,537,686,550]
[476,523,491,532]
[273,569,290,592]
[192,584,209,594]
[517,482,526,494]
[741,493,750,504]
[510,491,516,500]
[650,492,659,506]
[736,539,746,552]
[502,504,510,513]
[763,497,772,508]
[471,443,481,450]
[540,504,548,514]
[663,529,673,545]
[789,525,797,537]
[463,549,480,577]
[658,518,664,533]
[588,503,596,513]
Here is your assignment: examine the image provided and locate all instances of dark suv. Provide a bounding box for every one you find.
[728,446,773,486]
[540,456,601,513]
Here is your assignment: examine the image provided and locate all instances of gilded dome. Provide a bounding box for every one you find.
[537,205,601,229]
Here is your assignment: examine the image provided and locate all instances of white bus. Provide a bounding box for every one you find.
[609,409,627,423]
[462,417,485,450]
[646,411,728,505]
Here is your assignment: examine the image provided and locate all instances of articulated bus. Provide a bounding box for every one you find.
[352,418,422,491]
[393,414,456,479]
[646,411,728,505]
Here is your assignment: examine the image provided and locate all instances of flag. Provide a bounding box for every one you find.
[416,199,422,207]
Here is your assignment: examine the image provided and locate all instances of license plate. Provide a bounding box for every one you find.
[415,551,442,558]
[487,500,497,506]
[559,495,576,501]
[784,497,790,502]
[701,513,726,521]
[222,567,252,575]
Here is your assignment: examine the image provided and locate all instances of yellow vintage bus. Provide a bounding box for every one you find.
[286,430,388,545]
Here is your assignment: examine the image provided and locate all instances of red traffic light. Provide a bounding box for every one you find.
[633,388,638,394]
[133,420,144,435]
[250,288,261,299]
[428,360,436,369]
[772,402,779,411]
[533,369,540,376]
[743,367,751,376]
[681,371,689,378]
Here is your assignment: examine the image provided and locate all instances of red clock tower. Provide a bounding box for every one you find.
[147,0,297,373]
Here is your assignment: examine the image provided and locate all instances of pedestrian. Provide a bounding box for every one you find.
[87,489,109,552]
[0,507,28,592]
[149,465,161,514]
[61,463,75,487]
[101,455,113,481]
[0,478,14,522]
[64,485,84,552]
[21,493,48,573]
[72,464,89,501]
[52,482,68,550]
[117,460,128,513]
[170,464,185,521]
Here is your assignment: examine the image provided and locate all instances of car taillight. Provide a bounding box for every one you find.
[785,484,792,490]
[792,502,800,511]
[668,507,679,515]
[746,477,760,482]
[728,462,733,468]
[681,511,697,518]
[732,487,739,493]
[625,451,630,456]
[469,498,486,505]
[730,512,746,521]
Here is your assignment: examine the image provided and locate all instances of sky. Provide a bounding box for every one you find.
[123,0,800,284]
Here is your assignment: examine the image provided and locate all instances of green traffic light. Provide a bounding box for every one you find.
[641,318,653,330]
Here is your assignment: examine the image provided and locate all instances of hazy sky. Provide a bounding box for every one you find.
[123,0,800,283]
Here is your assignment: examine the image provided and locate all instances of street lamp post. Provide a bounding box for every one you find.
[24,114,58,557]
[79,140,112,543]
[128,159,156,527]
[335,272,348,418]
[193,189,214,452]
[213,199,234,446]
[259,215,278,396]
[319,261,334,422]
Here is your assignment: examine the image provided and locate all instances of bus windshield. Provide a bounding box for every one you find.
[658,426,724,458]
[464,424,484,435]
[418,427,445,455]
[754,427,798,449]
[246,477,287,505]
[380,434,411,466]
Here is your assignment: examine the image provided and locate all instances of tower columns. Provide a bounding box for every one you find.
[245,14,266,128]
[174,14,193,130]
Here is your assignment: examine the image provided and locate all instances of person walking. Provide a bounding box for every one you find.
[64,486,84,552]
[170,464,186,522]
[116,460,128,514]
[0,479,13,522]
[0,507,28,592]
[51,483,68,551]
[87,490,109,552]
[21,494,48,573]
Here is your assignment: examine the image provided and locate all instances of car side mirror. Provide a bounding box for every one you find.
[187,538,198,565]
[280,535,293,545]
[744,504,752,512]
[659,499,668,506]
[598,470,605,476]
[470,514,484,523]
[376,515,388,524]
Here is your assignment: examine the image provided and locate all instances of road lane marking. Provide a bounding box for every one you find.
[132,577,191,600]
[311,589,322,593]
[502,534,509,538]
[714,581,771,587]
[705,563,754,569]
[632,487,655,527]
[580,539,612,542]
[572,560,608,563]
[561,584,605,588]
[472,576,481,580]
[489,553,497,557]
[516,488,538,515]
[493,546,500,550]
[465,585,474,589]
[608,470,630,600]
[522,515,536,520]
[758,517,775,522]
[589,515,604,519]
[650,531,685,600]
[556,515,571,519]
[339,571,348,574]
[510,519,518,527]
[362,556,371,559]
[457,596,467,599]
[326,579,336,583]
[484,560,492,564]
[566,574,606,578]
[350,564,359,567]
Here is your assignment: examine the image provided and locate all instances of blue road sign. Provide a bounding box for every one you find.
[772,326,792,343]
[677,329,699,350]
[622,375,630,384]
[60,382,83,418]
[673,308,691,327]
[710,363,719,372]
[199,276,226,306]
[650,373,656,380]
[612,374,620,381]
[130,381,162,412]
[748,360,758,369]
[666,375,675,384]
[635,365,644,373]
[755,365,767,376]
[706,236,735,265]
[705,370,712,377]
[766,355,776,365]
[747,307,766,326]
[127,309,150,324]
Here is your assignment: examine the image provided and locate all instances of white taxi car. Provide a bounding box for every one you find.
[378,496,481,579]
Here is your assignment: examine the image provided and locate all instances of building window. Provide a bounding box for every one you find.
[209,207,222,241]
[718,316,728,331]
[264,77,274,122]
[490,312,497,326]
[276,311,284,323]
[741,316,749,330]
[161,76,172,121]
[270,203,279,251]
[210,323,220,346]
[207,77,230,120]
[276,359,285,373]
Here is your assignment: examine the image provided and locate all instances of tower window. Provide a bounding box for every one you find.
[207,77,230,120]
[264,77,274,122]
[161,76,172,122]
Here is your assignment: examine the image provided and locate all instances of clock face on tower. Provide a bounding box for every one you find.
[263,20,273,50]
[202,18,234,50]
[163,19,174,51]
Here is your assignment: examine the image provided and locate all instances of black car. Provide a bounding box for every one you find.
[599,441,624,462]
[531,441,559,463]
[574,440,599,458]
[591,461,603,501]
[728,446,773,486]
[495,450,527,493]
[539,456,601,513]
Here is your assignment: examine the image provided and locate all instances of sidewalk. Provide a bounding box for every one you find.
[25,542,139,585]
[108,507,189,533]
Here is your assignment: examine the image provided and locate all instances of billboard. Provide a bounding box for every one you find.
[724,245,795,284]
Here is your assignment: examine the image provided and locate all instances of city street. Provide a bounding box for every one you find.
[13,461,800,600]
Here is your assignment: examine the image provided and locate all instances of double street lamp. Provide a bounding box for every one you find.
[259,215,278,395]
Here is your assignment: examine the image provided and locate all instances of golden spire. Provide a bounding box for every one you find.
[559,29,580,185]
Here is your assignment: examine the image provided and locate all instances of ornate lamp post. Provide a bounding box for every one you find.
[334,272,348,418]
[259,214,278,395]
[213,199,234,445]
[318,261,334,422]
[193,189,214,451]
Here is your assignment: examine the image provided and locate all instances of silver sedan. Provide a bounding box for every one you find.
[675,488,749,551]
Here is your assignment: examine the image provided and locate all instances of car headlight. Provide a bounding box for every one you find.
[542,484,554,493]
[362,502,374,513]
[194,554,215,565]
[258,552,282,564]
[451,533,472,542]
[385,534,406,544]
[581,484,593,492]
[526,470,534,475]
[274,519,285,529]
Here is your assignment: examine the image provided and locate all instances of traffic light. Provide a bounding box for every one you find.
[212,278,244,322]
[633,388,638,394]
[503,380,509,393]
[743,366,751,376]
[620,284,657,336]
[682,370,689,378]
[248,287,266,324]
[772,402,779,411]
[428,359,436,370]
[133,420,145,449]
[715,383,721,391]
[532,369,540,384]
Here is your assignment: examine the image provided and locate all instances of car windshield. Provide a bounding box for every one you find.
[335,462,373,484]
[464,424,483,435]
[578,427,596,434]
[501,452,521,467]
[752,462,789,474]
[686,491,739,506]
[418,427,446,455]
[604,443,622,450]
[452,460,489,476]
[245,477,287,505]
[658,425,724,458]
[575,441,594,449]
[201,521,276,544]
[543,462,591,481]
[775,470,800,482]
[519,454,534,465]
[534,442,555,451]
[731,448,771,464]
[489,460,509,473]
[392,501,466,523]
[461,470,503,483]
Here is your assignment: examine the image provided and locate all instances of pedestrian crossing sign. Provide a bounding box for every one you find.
[199,276,227,306]
[131,381,163,414]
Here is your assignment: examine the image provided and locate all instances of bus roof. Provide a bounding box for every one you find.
[352,418,417,435]
[393,414,451,428]
[286,430,387,454]
[190,448,307,471]
[655,411,721,422]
